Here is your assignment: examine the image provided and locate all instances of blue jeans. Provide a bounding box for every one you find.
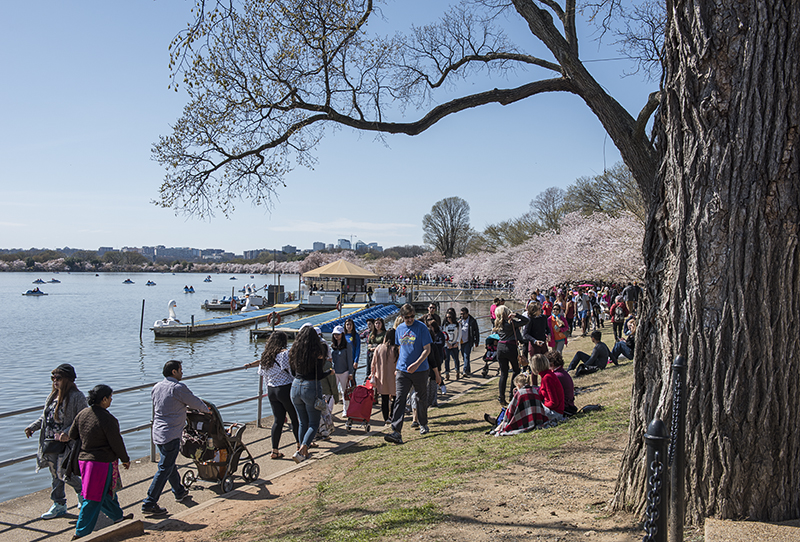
[291,379,321,447]
[444,347,459,374]
[47,456,82,506]
[611,341,633,362]
[460,343,473,375]
[143,438,183,507]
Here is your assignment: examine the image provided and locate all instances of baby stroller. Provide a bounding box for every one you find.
[344,380,374,432]
[481,334,500,378]
[179,400,260,494]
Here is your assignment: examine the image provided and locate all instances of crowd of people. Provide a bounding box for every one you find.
[480,282,640,435]
[23,285,638,535]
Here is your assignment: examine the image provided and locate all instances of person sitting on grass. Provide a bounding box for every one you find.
[546,350,577,416]
[531,354,565,421]
[567,331,611,376]
[610,318,636,366]
[489,374,548,436]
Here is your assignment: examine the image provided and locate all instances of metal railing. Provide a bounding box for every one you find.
[411,288,504,304]
[0,365,267,469]
[642,355,687,542]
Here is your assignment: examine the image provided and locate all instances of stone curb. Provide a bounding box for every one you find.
[78,519,144,542]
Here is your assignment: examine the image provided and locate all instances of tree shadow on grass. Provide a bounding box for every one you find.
[273,504,639,541]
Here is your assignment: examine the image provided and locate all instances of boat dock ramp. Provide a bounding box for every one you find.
[152,304,300,338]
[251,304,400,339]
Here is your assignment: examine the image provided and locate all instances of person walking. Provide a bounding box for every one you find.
[24,364,87,519]
[371,328,399,424]
[547,304,570,353]
[426,303,442,327]
[343,318,361,371]
[609,295,629,343]
[365,317,386,381]
[458,307,480,377]
[330,325,354,415]
[142,360,209,516]
[244,331,299,459]
[493,305,529,404]
[289,326,330,462]
[442,309,461,380]
[66,385,133,538]
[384,304,432,444]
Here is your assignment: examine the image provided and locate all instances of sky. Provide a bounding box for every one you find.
[0,1,656,255]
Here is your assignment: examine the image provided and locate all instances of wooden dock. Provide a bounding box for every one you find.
[151,304,299,338]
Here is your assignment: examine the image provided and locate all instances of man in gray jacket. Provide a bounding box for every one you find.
[141,360,208,516]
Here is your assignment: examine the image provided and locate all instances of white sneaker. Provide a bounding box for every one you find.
[419,425,430,435]
[439,384,447,394]
[41,502,67,520]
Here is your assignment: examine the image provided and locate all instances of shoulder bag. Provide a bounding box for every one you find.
[512,318,528,368]
[314,358,326,411]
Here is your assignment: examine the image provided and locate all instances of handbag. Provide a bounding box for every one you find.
[512,319,528,367]
[314,360,326,411]
[42,438,67,455]
[61,438,81,479]
[551,316,567,341]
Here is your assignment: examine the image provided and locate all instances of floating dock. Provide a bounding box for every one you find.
[250,304,367,339]
[250,304,400,339]
[152,304,300,338]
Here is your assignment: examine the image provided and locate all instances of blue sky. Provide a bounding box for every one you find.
[0,1,655,254]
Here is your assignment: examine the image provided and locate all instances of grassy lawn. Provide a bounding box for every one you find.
[233,342,634,542]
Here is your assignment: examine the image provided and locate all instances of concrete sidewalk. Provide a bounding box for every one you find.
[0,349,492,542]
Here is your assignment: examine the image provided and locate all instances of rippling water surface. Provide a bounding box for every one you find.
[0,271,304,503]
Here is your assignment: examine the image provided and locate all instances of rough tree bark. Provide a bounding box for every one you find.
[613,0,800,523]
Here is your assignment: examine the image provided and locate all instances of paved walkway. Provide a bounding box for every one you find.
[0,349,492,542]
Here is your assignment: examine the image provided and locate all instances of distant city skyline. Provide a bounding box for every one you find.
[0,235,391,259]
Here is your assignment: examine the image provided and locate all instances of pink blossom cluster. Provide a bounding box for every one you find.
[412,212,643,300]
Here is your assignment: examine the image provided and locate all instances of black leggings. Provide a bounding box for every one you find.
[380,394,396,422]
[497,342,521,402]
[613,321,624,341]
[267,384,300,450]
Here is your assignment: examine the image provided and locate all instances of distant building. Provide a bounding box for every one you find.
[155,246,200,261]
[281,245,297,254]
[354,240,367,251]
[337,239,351,250]
[141,246,156,260]
[98,247,115,255]
[327,244,334,250]
[312,242,326,251]
[243,249,269,260]
[203,248,235,261]
[368,243,383,252]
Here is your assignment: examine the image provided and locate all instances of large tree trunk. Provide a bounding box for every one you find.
[614,0,800,523]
